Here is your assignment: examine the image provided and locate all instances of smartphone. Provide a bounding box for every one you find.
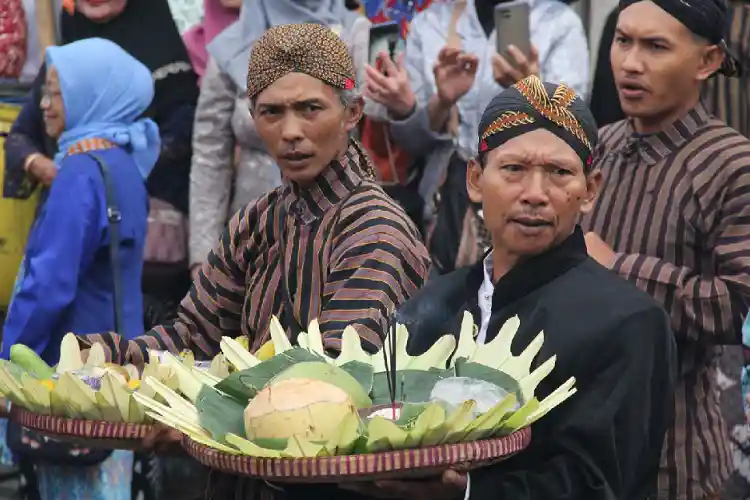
[494,0,532,64]
[369,22,404,73]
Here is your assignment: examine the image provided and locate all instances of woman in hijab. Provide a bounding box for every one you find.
[183,0,241,85]
[1,37,156,500]
[3,0,199,329]
[188,0,370,279]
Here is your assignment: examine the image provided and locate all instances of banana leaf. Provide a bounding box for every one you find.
[338,361,375,394]
[371,368,454,405]
[454,358,524,405]
[214,348,322,403]
[196,385,247,444]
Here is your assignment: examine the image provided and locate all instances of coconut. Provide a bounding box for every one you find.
[244,378,357,443]
[272,362,372,408]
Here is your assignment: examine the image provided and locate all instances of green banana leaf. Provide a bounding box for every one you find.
[196,385,247,444]
[214,348,323,403]
[453,358,524,405]
[338,361,375,395]
[370,368,454,405]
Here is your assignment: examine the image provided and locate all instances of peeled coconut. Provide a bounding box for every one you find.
[244,378,357,443]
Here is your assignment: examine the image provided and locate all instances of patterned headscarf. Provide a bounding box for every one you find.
[477,76,599,171]
[246,23,356,100]
[619,0,740,77]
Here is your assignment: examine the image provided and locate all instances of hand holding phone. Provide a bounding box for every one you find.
[491,44,540,88]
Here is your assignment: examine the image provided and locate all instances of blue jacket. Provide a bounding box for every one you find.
[1,147,148,364]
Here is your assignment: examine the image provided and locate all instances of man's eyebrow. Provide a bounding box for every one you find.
[256,98,325,108]
[615,28,671,45]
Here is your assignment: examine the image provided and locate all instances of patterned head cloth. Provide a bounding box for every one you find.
[477,76,599,171]
[246,23,357,100]
[619,0,740,77]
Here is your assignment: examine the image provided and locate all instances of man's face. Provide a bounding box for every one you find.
[467,129,600,260]
[612,1,723,130]
[252,73,363,186]
[41,66,65,139]
[77,0,128,22]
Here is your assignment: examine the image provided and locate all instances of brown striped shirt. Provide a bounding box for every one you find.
[579,103,750,500]
[81,140,430,365]
[702,2,750,138]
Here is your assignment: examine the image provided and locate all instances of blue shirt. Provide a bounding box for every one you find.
[1,147,148,364]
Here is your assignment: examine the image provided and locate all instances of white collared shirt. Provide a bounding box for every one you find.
[464,256,495,500]
[477,254,495,346]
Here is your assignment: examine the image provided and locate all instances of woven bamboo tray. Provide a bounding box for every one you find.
[182,426,531,483]
[9,405,152,450]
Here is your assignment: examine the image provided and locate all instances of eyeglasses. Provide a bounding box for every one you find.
[40,86,62,107]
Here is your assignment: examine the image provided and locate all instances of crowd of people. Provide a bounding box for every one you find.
[0,0,749,499]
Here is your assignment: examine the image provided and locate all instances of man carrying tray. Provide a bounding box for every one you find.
[365,76,678,500]
[78,23,431,499]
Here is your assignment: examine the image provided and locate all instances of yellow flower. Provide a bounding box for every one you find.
[255,340,275,362]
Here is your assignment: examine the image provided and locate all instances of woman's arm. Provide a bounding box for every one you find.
[3,65,55,199]
[189,58,238,268]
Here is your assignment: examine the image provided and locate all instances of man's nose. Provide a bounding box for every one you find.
[520,171,550,207]
[620,47,644,74]
[280,115,305,143]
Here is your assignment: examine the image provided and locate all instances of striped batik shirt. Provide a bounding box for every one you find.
[81,140,431,365]
[579,103,750,500]
[702,1,750,138]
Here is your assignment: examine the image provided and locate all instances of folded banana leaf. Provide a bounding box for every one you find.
[454,358,524,405]
[196,385,247,444]
[370,368,454,405]
[214,348,323,403]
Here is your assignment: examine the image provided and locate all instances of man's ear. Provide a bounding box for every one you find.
[344,96,365,133]
[579,168,602,214]
[466,157,483,204]
[697,44,724,81]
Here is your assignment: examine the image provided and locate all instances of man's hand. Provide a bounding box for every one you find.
[584,232,617,268]
[433,47,479,107]
[365,52,416,119]
[190,264,201,282]
[26,155,57,187]
[339,469,467,500]
[491,44,540,88]
[142,423,183,454]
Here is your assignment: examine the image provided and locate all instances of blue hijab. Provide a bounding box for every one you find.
[46,38,161,179]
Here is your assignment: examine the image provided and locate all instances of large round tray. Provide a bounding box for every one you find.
[182,426,531,483]
[9,405,152,450]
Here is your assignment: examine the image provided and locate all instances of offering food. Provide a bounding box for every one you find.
[135,313,577,462]
[0,333,243,426]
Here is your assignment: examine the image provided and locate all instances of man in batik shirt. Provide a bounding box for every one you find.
[81,23,431,499]
[581,1,750,499]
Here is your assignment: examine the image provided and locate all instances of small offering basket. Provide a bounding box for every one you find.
[9,405,153,450]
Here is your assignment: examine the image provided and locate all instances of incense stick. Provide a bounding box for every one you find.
[381,312,399,420]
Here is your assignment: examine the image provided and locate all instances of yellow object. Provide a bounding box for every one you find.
[0,103,40,310]
[40,379,55,391]
[255,340,275,361]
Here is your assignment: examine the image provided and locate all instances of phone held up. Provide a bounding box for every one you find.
[494,0,532,67]
[369,22,404,75]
